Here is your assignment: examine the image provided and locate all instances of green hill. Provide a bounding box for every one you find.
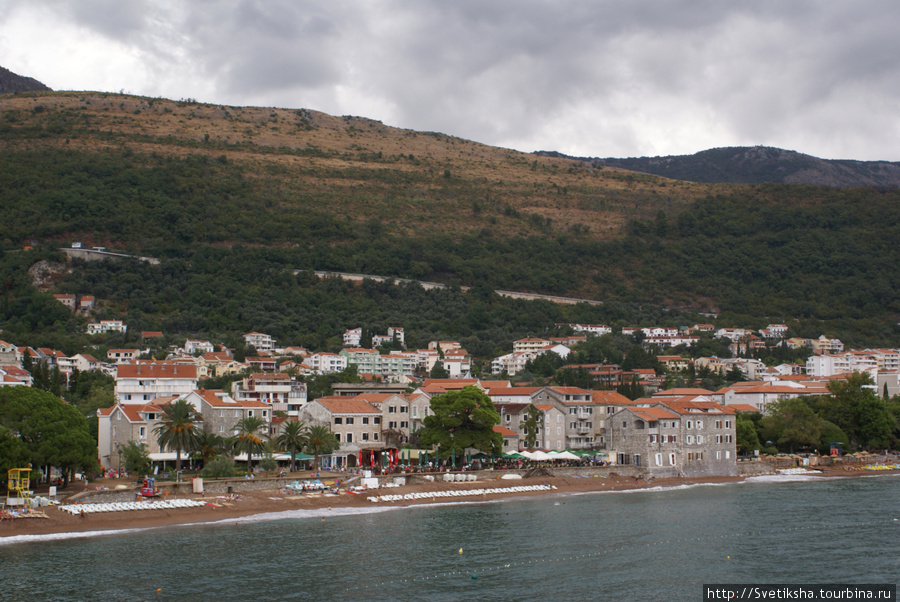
[1,91,899,350]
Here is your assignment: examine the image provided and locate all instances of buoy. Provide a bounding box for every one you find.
[156,588,162,593]
[472,574,477,580]
[458,548,463,555]
[727,556,730,559]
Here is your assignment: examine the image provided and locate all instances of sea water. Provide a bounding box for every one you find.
[1,474,898,601]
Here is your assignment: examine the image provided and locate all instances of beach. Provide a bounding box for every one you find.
[3,464,880,540]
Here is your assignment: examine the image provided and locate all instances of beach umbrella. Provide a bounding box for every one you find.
[556,451,581,461]
[452,448,456,468]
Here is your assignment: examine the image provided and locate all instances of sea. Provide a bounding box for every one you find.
[1,474,897,601]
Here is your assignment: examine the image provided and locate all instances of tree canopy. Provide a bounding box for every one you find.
[0,387,97,483]
[419,386,502,464]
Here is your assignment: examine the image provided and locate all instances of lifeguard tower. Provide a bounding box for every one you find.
[6,467,33,508]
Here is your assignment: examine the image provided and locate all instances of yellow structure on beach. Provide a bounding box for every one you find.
[6,467,32,506]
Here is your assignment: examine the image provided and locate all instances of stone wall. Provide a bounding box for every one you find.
[737,460,776,477]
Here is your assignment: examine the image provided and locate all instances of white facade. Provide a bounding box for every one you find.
[244,332,276,353]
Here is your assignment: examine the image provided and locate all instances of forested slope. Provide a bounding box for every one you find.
[1,91,898,349]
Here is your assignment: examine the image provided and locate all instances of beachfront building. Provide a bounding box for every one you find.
[98,389,271,470]
[607,399,737,477]
[299,396,383,469]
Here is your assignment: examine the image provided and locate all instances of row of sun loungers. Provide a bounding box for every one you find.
[367,484,555,503]
[442,473,477,482]
[59,499,207,515]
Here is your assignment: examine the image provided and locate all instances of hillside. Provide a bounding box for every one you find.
[538,146,900,188]
[0,66,51,94]
[1,91,899,349]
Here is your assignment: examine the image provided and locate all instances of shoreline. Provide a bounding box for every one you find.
[1,466,892,542]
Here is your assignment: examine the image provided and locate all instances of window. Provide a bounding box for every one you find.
[570,422,577,429]
[506,414,511,422]
[697,435,703,444]
[623,421,628,428]
[557,427,561,435]
[715,420,722,429]
[557,415,562,423]
[649,434,658,443]
[687,420,693,429]
[400,407,408,413]
[346,433,353,443]
[655,453,663,466]
[143,394,150,401]
[346,417,354,425]
[124,394,132,401]
[725,420,732,429]
[400,421,408,429]
[697,421,703,429]
[373,432,378,441]
[715,451,721,460]
[219,425,225,433]
[334,417,343,425]
[139,426,146,439]
[374,417,380,424]
[669,453,676,466]
[248,410,254,417]
[219,410,224,418]
[388,406,396,413]
[362,417,369,425]
[412,407,418,417]
[716,435,723,444]
[725,450,731,459]
[389,421,397,429]
[362,433,369,441]
[686,435,694,444]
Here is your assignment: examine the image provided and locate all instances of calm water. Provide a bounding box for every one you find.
[2,474,898,601]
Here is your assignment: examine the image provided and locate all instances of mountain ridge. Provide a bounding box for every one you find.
[536,146,900,189]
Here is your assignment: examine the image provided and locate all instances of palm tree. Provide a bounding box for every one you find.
[305,424,339,471]
[153,399,203,474]
[274,419,309,473]
[233,415,270,474]
[195,429,227,468]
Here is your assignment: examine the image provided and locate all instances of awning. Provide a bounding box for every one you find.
[148,453,180,461]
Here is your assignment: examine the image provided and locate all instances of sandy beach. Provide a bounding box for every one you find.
[4,464,884,541]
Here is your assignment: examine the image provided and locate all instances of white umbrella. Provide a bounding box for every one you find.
[529,451,554,461]
[555,451,581,461]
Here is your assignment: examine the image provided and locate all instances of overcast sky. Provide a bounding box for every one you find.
[2,1,898,160]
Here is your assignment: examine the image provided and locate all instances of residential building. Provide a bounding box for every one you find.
[184,340,215,355]
[244,332,276,354]
[304,352,348,374]
[114,362,198,404]
[513,338,551,353]
[299,396,384,468]
[231,373,307,416]
[87,320,127,335]
[608,399,737,477]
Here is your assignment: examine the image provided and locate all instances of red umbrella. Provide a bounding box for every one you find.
[358,449,362,467]
[370,450,375,467]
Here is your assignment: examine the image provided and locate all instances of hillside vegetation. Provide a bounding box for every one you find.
[1,91,899,349]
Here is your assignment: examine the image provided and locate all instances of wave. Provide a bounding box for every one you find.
[0,526,157,547]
